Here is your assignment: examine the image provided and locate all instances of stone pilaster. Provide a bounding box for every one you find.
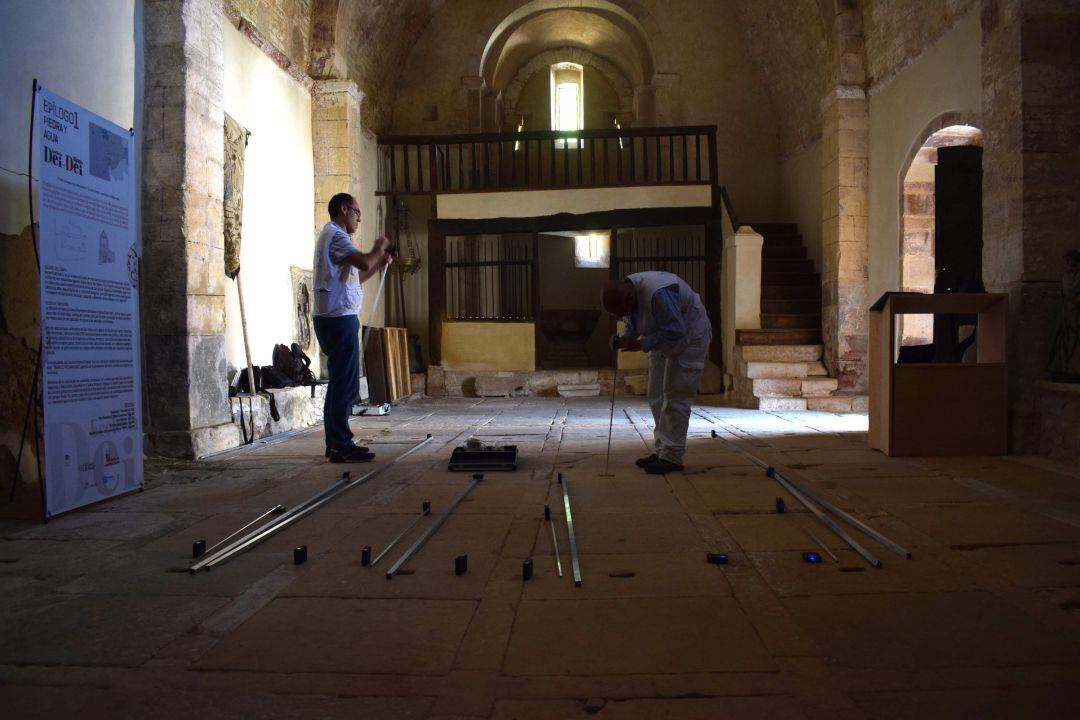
[981,0,1080,455]
[821,87,869,392]
[142,0,235,458]
[312,80,363,235]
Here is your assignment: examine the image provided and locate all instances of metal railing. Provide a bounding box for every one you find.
[377,125,717,195]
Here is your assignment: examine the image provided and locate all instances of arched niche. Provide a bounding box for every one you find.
[501,47,634,130]
[898,115,983,346]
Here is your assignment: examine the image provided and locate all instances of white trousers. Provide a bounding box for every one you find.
[647,337,709,465]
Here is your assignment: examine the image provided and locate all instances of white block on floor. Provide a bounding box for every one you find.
[558,383,602,397]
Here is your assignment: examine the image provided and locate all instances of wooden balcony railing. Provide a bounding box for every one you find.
[376,125,717,196]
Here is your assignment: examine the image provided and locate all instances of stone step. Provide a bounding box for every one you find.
[760,234,804,248]
[758,397,808,411]
[807,395,869,413]
[807,361,828,376]
[750,377,840,399]
[801,377,839,396]
[752,378,802,398]
[748,222,798,234]
[762,245,807,260]
[737,328,823,346]
[762,284,821,300]
[745,361,814,379]
[762,258,813,272]
[762,313,820,329]
[762,271,820,286]
[737,344,823,362]
[762,298,820,314]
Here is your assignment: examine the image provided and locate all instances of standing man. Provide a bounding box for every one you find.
[313,193,391,463]
[602,271,712,474]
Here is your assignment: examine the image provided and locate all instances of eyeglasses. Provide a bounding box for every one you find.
[347,206,361,215]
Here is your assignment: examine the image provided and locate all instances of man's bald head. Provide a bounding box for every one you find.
[602,279,636,316]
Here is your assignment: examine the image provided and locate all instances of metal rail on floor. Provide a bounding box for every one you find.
[560,473,583,587]
[191,434,434,572]
[370,501,431,567]
[385,473,482,579]
[695,409,910,567]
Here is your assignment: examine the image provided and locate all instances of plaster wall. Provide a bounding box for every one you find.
[357,127,389,328]
[442,322,535,372]
[438,185,710,219]
[222,20,317,373]
[0,0,140,489]
[0,0,139,236]
[777,139,823,272]
[867,9,981,304]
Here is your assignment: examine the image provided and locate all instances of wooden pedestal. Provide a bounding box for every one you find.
[868,292,1007,456]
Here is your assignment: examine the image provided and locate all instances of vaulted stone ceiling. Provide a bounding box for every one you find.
[335,0,447,128]
[312,0,978,148]
[731,0,829,155]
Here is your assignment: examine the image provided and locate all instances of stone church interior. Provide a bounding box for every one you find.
[1,0,1079,716]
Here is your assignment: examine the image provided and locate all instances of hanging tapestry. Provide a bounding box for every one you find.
[223,113,247,279]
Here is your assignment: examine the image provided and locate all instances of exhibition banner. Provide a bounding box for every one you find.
[36,86,143,517]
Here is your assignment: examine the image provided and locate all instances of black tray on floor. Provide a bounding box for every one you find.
[448,444,518,472]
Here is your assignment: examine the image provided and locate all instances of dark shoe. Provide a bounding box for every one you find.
[328,446,374,463]
[325,444,370,457]
[643,458,684,475]
[635,453,659,468]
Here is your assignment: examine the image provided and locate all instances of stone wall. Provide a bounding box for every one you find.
[981,0,1080,457]
[226,0,311,72]
[142,0,235,458]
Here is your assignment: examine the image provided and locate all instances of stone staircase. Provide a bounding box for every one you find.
[731,223,867,412]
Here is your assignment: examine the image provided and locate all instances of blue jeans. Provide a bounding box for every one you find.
[313,314,360,452]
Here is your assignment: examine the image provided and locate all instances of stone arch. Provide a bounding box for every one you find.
[475,0,666,87]
[898,112,984,346]
[501,47,634,127]
[308,0,345,79]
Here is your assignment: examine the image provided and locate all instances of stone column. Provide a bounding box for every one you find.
[721,226,764,382]
[142,0,235,458]
[821,87,869,392]
[312,80,363,236]
[981,0,1080,454]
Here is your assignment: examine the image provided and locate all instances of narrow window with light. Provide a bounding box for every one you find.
[550,62,583,149]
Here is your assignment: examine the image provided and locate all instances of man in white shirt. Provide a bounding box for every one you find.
[604,272,712,474]
[313,193,391,463]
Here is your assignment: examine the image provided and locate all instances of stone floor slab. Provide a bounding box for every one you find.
[512,553,732,599]
[492,696,807,719]
[0,594,228,666]
[196,597,476,674]
[784,591,1080,670]
[504,596,776,675]
[562,511,707,554]
[889,505,1080,548]
[748,550,967,596]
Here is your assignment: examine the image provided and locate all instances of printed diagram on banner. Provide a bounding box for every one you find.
[36,86,143,518]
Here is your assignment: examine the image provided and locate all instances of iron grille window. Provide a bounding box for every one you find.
[445,234,534,320]
[614,227,707,297]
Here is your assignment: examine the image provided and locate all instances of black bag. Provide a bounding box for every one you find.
[273,342,316,386]
[261,364,295,389]
[235,366,262,394]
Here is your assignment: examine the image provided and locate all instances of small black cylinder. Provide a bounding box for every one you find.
[192,540,206,559]
[775,497,786,514]
[544,504,551,521]
[422,501,431,514]
[454,554,468,575]
[361,545,371,566]
[522,558,533,581]
[293,545,308,565]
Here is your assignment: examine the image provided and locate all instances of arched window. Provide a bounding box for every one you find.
[551,62,583,148]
